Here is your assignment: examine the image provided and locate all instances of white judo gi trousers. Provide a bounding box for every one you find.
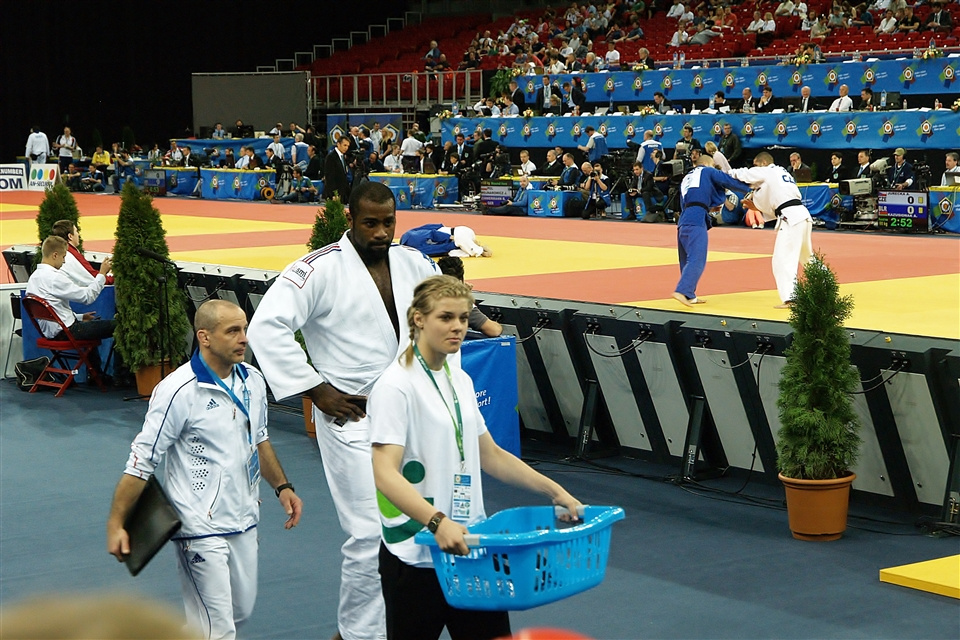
[176,528,258,640]
[773,207,814,303]
[314,408,387,640]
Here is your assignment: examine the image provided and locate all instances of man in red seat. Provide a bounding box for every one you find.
[25,235,114,343]
[50,219,114,286]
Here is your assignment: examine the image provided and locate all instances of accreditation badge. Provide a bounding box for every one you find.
[452,473,472,523]
[247,447,261,489]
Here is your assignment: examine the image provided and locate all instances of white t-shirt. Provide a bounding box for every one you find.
[369,358,488,568]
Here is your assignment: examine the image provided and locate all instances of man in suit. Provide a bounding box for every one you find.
[624,163,645,220]
[304,145,324,180]
[855,150,872,179]
[538,149,564,177]
[536,75,558,115]
[452,133,471,165]
[471,128,498,177]
[181,146,201,168]
[924,1,952,32]
[653,92,673,115]
[323,135,352,201]
[858,88,876,111]
[756,86,779,113]
[794,85,816,113]
[509,80,526,110]
[557,153,582,188]
[719,123,742,167]
[828,152,851,182]
[787,152,811,180]
[739,87,757,113]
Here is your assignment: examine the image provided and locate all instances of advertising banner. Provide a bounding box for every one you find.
[461,336,521,457]
[0,164,28,191]
[27,164,60,191]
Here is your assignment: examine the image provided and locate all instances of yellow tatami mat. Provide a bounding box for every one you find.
[880,555,960,599]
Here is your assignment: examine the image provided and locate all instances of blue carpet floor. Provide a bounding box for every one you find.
[1,379,958,639]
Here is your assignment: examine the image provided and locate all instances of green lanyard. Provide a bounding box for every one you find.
[413,345,465,467]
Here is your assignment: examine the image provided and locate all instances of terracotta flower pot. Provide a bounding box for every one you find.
[134,361,172,397]
[779,472,856,541]
[302,396,316,439]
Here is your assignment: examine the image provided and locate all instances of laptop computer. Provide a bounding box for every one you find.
[593,106,609,116]
[512,166,525,177]
[793,167,813,183]
[617,105,631,114]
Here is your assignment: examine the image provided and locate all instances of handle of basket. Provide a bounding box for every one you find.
[463,534,482,547]
[554,504,587,519]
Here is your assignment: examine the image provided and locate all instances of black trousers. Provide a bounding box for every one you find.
[379,542,511,640]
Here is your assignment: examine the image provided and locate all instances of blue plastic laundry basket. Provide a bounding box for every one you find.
[414,505,625,611]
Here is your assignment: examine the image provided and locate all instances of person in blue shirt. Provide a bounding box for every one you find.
[673,162,751,306]
[484,175,532,216]
[557,153,582,188]
[578,126,609,164]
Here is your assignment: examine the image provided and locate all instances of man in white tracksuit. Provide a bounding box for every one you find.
[107,300,303,640]
[248,181,439,640]
[728,151,814,308]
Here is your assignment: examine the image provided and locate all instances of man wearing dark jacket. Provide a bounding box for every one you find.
[323,135,352,201]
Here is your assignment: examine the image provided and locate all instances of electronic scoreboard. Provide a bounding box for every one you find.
[876,190,928,232]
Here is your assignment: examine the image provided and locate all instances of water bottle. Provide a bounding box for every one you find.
[709,94,716,110]
[719,58,724,68]
[935,98,941,109]
[673,51,679,68]
[680,51,686,67]
[902,98,907,110]
[741,57,748,67]
[880,90,887,108]
[452,101,459,116]
[929,37,936,49]
[913,47,920,59]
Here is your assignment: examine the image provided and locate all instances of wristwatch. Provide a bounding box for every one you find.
[427,511,446,534]
[274,483,295,498]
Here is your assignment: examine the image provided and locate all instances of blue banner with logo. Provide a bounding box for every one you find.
[528,189,580,217]
[443,108,960,151]
[513,57,960,105]
[164,168,200,195]
[200,168,276,200]
[368,173,459,207]
[928,186,960,233]
[461,336,521,457]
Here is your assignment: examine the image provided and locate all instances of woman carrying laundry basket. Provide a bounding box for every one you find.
[369,275,583,640]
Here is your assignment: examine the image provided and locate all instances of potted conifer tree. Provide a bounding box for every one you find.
[777,253,862,541]
[35,183,83,263]
[111,181,191,395]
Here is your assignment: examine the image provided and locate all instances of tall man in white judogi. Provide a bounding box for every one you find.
[248,181,438,640]
[728,152,814,308]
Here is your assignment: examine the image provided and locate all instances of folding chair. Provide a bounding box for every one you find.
[3,293,23,377]
[21,294,106,396]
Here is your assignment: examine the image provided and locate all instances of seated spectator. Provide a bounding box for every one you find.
[276,167,317,203]
[887,148,914,189]
[434,54,452,72]
[775,0,796,16]
[211,123,227,139]
[459,51,480,70]
[146,143,162,164]
[604,41,621,69]
[81,166,105,192]
[635,48,655,70]
[875,9,897,33]
[62,163,83,191]
[232,119,246,138]
[246,147,264,170]
[828,84,854,112]
[181,146,200,168]
[383,144,403,173]
[164,141,183,166]
[25,235,114,347]
[787,152,811,179]
[423,40,441,70]
[756,85,779,112]
[757,11,777,47]
[897,6,919,31]
[667,0,686,19]
[220,147,237,169]
[924,1,952,32]
[670,20,691,46]
[583,51,600,72]
[263,147,284,173]
[268,122,283,136]
[746,10,765,33]
[49,219,114,286]
[690,21,723,45]
[545,52,566,74]
[439,152,460,175]
[858,88,876,111]
[851,8,874,27]
[91,145,111,171]
[484,175,533,216]
[557,153,582,188]
[624,19,645,41]
[538,149,563,176]
[810,13,831,39]
[518,149,536,175]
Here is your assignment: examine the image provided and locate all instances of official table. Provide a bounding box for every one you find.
[527,189,582,217]
[200,168,277,201]
[368,173,459,208]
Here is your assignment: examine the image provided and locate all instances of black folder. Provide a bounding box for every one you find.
[123,475,182,576]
